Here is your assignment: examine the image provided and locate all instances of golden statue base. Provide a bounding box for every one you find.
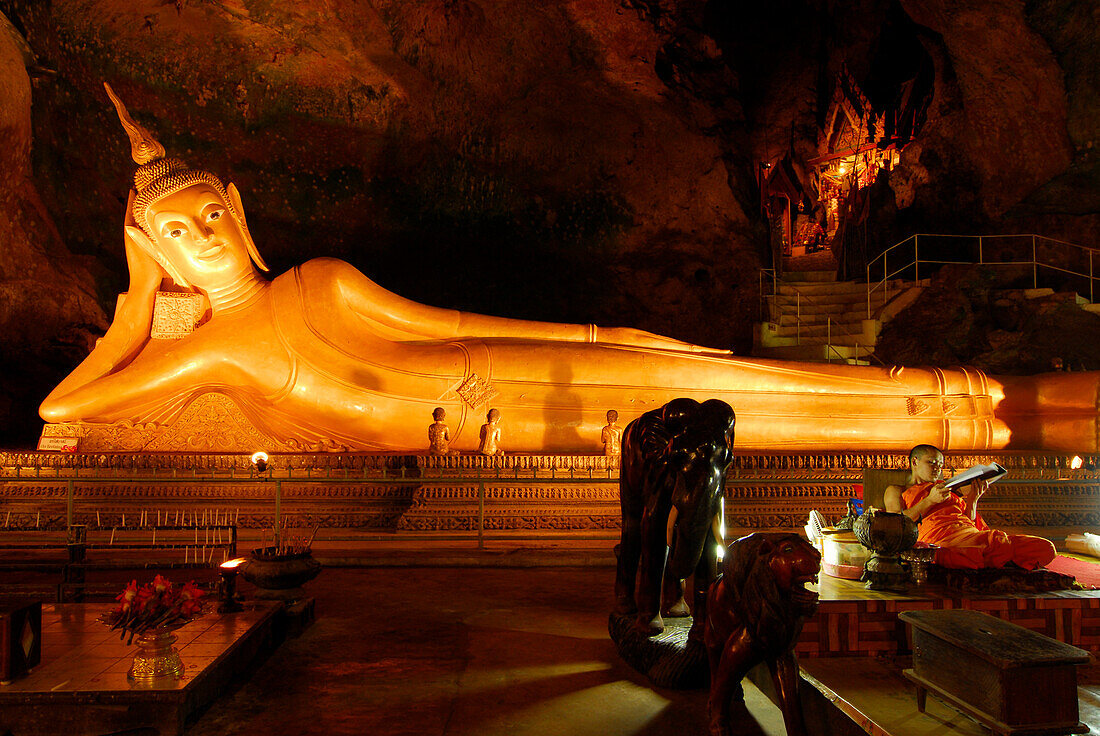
[39,394,301,453]
[2,449,1096,536]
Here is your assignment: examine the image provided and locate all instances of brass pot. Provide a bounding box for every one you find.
[853,509,918,555]
[853,509,918,591]
[242,548,322,601]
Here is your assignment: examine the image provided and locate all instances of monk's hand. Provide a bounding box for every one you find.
[965,478,988,502]
[926,481,951,505]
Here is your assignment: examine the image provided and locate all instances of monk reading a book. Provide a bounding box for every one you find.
[884,444,1056,570]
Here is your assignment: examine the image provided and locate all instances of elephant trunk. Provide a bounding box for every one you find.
[668,492,715,580]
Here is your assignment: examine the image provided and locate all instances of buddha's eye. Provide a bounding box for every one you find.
[207,209,223,222]
[168,228,185,239]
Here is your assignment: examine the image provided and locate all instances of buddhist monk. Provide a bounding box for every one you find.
[884,444,1056,569]
[36,84,1100,453]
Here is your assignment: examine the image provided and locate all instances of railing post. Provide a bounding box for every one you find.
[478,479,485,550]
[978,236,983,264]
[1032,234,1037,289]
[866,262,871,320]
[796,293,800,344]
[884,247,889,309]
[1091,251,1094,304]
[274,480,282,536]
[827,317,832,363]
[914,234,919,283]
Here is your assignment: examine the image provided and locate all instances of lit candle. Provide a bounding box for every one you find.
[110,527,116,545]
[96,510,100,527]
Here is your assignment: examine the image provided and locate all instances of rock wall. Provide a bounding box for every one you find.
[0,11,105,446]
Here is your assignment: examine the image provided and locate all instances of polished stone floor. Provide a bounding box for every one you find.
[184,567,788,736]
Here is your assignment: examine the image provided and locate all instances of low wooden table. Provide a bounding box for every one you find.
[900,609,1090,736]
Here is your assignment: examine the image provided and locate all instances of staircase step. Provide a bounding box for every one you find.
[770,312,867,327]
[783,271,837,283]
[776,281,867,297]
[760,333,872,348]
[753,344,873,364]
[768,295,868,312]
[769,322,866,339]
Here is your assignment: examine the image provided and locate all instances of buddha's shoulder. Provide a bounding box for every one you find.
[272,258,375,290]
[294,257,364,280]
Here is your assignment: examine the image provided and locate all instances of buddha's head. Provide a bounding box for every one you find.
[487,408,500,423]
[606,409,618,424]
[433,407,446,422]
[105,83,269,291]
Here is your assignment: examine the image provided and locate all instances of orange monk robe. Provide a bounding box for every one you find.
[901,482,1056,570]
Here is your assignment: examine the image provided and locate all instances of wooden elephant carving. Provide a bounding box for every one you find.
[614,398,735,639]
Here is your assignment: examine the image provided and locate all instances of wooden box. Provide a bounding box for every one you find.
[899,609,1089,735]
[0,599,41,683]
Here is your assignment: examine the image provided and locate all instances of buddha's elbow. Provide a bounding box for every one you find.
[40,395,78,424]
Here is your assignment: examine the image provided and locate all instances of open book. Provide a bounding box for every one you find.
[943,462,1007,493]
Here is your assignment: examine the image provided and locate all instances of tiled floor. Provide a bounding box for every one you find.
[5,566,1100,736]
[3,604,270,694]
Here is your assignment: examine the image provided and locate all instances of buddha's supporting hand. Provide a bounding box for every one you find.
[40,191,167,422]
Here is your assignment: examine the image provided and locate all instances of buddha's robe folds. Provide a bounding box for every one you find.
[39,257,1100,453]
[901,481,1056,570]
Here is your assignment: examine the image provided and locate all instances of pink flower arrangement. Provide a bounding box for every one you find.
[105,575,207,642]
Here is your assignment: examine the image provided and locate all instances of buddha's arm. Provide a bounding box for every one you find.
[41,235,164,422]
[40,336,247,424]
[316,258,727,353]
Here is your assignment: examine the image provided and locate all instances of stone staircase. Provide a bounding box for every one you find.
[753,271,912,364]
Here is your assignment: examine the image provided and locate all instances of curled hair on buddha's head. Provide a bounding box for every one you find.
[104,82,269,285]
[908,444,941,465]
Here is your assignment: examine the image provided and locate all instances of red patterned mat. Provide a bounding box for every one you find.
[1046,555,1100,589]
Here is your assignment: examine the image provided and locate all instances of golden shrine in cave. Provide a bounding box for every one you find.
[761,64,932,259]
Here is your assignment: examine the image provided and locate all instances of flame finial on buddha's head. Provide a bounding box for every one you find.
[103,82,268,274]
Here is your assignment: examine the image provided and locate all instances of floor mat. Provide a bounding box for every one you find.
[1046,554,1100,589]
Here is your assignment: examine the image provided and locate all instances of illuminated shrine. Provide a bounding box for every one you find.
[0,1,1098,735]
[29,84,1100,455]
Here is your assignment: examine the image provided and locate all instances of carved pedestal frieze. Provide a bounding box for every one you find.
[1,450,1098,534]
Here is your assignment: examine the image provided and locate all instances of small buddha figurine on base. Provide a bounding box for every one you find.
[602,410,623,459]
[478,408,504,456]
[428,407,451,455]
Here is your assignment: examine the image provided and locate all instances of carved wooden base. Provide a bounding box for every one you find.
[607,611,708,689]
[1,450,1098,534]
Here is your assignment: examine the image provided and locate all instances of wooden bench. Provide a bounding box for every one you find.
[900,609,1090,736]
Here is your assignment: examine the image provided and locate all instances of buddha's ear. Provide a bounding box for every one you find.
[124,225,191,289]
[227,182,270,273]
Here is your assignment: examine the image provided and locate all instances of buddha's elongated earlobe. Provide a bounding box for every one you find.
[227,182,269,272]
[125,225,192,289]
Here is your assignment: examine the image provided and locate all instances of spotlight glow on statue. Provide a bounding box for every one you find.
[36,84,1100,453]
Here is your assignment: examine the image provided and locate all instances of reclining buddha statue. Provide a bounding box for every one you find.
[37,84,1100,453]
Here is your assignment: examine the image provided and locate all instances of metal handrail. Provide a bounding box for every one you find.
[866,234,1098,319]
[760,269,885,366]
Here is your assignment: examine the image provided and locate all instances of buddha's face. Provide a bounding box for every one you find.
[148,183,253,289]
